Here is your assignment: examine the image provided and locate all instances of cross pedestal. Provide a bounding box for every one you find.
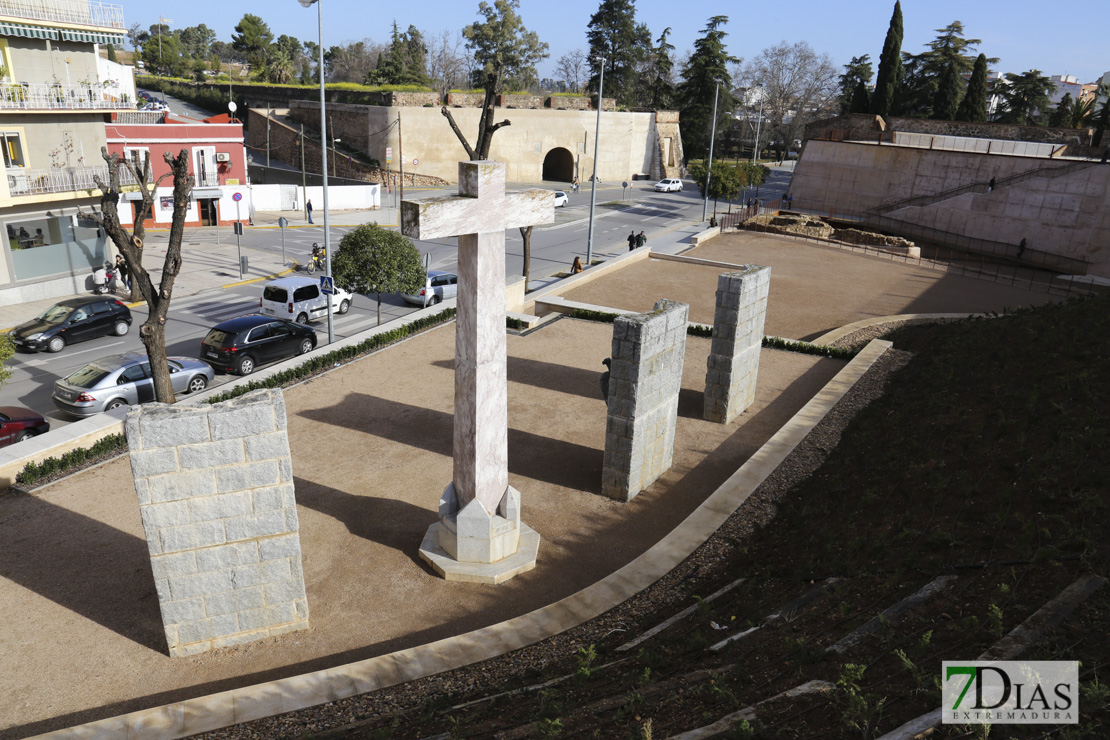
[402,161,552,583]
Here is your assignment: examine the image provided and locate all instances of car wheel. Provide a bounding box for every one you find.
[339,299,350,314]
[431,295,442,305]
[187,375,208,393]
[296,312,309,324]
[299,338,314,355]
[47,336,65,353]
[14,430,38,443]
[105,399,127,411]
[113,319,129,336]
[237,355,255,375]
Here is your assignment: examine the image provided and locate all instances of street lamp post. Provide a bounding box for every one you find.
[298,0,333,344]
[701,81,721,223]
[752,82,764,165]
[586,56,605,266]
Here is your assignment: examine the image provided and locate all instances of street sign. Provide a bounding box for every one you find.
[386,146,393,162]
[232,192,242,202]
[412,158,419,166]
[278,217,288,228]
[234,221,244,235]
[319,275,335,295]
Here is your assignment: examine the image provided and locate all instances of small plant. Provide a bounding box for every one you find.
[16,433,128,485]
[637,666,653,687]
[837,663,888,739]
[732,719,758,739]
[987,603,1004,638]
[638,717,653,740]
[574,643,598,682]
[536,717,563,736]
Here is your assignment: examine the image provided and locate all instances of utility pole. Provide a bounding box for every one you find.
[398,112,404,205]
[300,123,307,219]
[265,104,270,168]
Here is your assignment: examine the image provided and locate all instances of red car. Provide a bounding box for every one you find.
[0,406,50,446]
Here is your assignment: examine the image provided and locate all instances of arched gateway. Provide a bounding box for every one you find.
[542,147,575,182]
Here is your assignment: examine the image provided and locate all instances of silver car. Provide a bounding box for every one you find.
[52,352,215,418]
[401,270,458,306]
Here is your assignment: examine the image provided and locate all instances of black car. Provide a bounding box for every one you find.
[11,297,132,353]
[200,314,317,375]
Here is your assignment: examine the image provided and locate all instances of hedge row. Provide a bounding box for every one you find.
[16,434,127,486]
[205,308,457,404]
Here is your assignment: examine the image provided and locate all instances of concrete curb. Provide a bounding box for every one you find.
[812,312,981,346]
[29,337,892,740]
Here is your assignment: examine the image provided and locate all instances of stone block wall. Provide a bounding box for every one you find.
[804,113,1089,148]
[446,92,486,107]
[125,389,309,657]
[499,94,544,109]
[704,267,771,424]
[602,299,689,501]
[547,95,591,110]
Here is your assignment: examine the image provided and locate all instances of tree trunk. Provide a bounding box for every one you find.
[440,62,511,162]
[519,225,532,292]
[376,290,382,325]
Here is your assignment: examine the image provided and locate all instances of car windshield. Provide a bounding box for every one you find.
[37,304,74,324]
[203,329,235,348]
[63,364,111,388]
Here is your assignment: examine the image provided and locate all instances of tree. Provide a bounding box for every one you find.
[141,32,189,77]
[1093,84,1110,147]
[871,1,903,116]
[586,0,651,107]
[741,41,838,156]
[428,30,469,100]
[556,49,587,93]
[106,43,117,63]
[687,161,740,217]
[178,24,216,60]
[331,224,425,326]
[838,55,872,113]
[955,53,989,122]
[995,69,1053,125]
[369,22,430,86]
[932,62,963,120]
[678,16,738,160]
[231,13,273,71]
[463,0,549,91]
[86,148,192,403]
[899,21,995,117]
[325,40,380,83]
[127,22,148,51]
[849,79,870,113]
[635,27,676,109]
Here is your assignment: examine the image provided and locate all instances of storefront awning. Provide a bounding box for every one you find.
[59,29,125,45]
[193,188,223,199]
[0,22,58,40]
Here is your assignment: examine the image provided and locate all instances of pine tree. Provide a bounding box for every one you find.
[932,62,963,120]
[586,0,652,107]
[107,43,117,63]
[849,78,870,113]
[871,0,903,116]
[955,53,988,121]
[1048,93,1072,128]
[677,16,738,160]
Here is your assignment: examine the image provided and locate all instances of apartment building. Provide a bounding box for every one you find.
[0,0,131,305]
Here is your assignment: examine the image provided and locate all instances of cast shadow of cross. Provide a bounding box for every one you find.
[298,392,604,494]
[0,492,166,653]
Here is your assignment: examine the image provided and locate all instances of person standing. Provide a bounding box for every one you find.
[788,192,793,207]
[306,199,314,224]
[988,177,996,192]
[627,231,636,251]
[114,254,130,291]
[636,231,647,248]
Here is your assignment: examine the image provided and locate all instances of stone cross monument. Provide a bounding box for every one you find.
[401,161,551,583]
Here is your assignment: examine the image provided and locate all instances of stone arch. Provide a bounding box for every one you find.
[542,147,575,182]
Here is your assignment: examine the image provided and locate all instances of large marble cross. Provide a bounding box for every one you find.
[401,161,553,518]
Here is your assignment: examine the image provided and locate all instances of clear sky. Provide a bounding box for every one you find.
[130,0,1108,85]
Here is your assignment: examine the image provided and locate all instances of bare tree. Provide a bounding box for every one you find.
[327,39,384,83]
[427,30,469,101]
[556,49,587,93]
[86,148,193,404]
[741,41,838,150]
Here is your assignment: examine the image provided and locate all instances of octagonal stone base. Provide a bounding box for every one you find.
[419,521,540,584]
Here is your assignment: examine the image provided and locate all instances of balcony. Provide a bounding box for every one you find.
[0,81,131,111]
[7,164,137,196]
[0,0,124,29]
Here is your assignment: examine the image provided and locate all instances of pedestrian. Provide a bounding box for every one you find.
[781,192,788,206]
[1102,148,1109,164]
[114,254,130,291]
[636,231,647,248]
[572,175,580,192]
[306,199,314,224]
[627,231,636,251]
[571,256,584,274]
[1018,237,1027,258]
[988,177,996,192]
[788,192,793,207]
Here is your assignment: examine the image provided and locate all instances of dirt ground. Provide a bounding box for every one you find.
[0,315,841,738]
[561,232,1058,340]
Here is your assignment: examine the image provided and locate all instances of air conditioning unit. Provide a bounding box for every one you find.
[215,152,230,163]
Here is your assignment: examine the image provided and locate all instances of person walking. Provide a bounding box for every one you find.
[988,177,996,192]
[1018,237,1027,258]
[636,231,646,248]
[114,254,130,291]
[306,199,314,224]
[787,192,793,207]
[627,231,637,251]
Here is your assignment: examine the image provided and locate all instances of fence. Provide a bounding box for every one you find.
[718,203,768,230]
[6,165,137,196]
[0,81,130,111]
[0,0,125,28]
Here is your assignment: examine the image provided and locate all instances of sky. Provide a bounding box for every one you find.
[129,0,1108,85]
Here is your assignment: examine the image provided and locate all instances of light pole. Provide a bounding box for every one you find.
[752,82,764,165]
[701,80,721,222]
[298,0,333,344]
[586,56,605,266]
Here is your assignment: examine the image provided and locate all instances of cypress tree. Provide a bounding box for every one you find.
[849,78,870,113]
[955,53,989,122]
[107,43,117,63]
[932,62,962,120]
[871,0,903,116]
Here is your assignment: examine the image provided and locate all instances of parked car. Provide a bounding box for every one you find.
[553,190,569,207]
[654,178,683,192]
[0,406,50,446]
[52,353,214,418]
[200,315,317,375]
[137,90,153,102]
[259,276,352,324]
[10,296,131,353]
[401,270,458,307]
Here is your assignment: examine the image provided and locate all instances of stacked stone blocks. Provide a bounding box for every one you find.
[126,389,309,657]
[704,266,772,424]
[602,299,690,501]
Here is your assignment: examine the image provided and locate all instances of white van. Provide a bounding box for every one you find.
[259,276,352,324]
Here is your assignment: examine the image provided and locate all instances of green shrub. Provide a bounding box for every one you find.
[16,434,127,486]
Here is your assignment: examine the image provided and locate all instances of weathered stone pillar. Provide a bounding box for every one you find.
[703,266,771,424]
[602,299,689,501]
[126,389,308,657]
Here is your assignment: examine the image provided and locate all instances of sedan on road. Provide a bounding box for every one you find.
[654,178,684,192]
[52,353,214,418]
[0,407,50,445]
[10,296,131,353]
[200,315,317,375]
[553,190,569,207]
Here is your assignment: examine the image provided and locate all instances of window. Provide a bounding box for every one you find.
[124,147,150,171]
[89,301,112,315]
[119,364,147,384]
[293,285,318,302]
[247,325,270,342]
[269,322,292,337]
[1,131,25,168]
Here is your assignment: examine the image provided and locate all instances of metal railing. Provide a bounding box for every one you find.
[0,81,131,110]
[0,0,124,29]
[718,203,768,231]
[114,110,165,125]
[6,164,137,196]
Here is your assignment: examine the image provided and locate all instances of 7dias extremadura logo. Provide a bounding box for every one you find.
[942,661,1079,724]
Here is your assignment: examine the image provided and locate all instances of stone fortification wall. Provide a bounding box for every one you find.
[126,390,309,657]
[805,113,1090,148]
[602,299,689,502]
